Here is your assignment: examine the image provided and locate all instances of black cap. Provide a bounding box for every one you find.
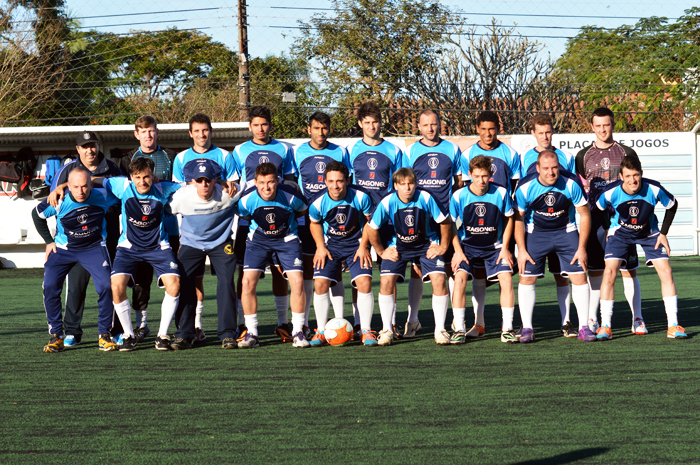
[76,131,99,146]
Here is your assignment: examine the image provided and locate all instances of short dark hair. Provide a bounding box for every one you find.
[530,114,552,131]
[255,162,277,179]
[135,115,157,130]
[129,157,155,175]
[392,167,417,185]
[357,101,381,122]
[309,111,331,128]
[324,161,349,180]
[189,113,212,132]
[476,110,500,130]
[537,150,558,165]
[250,105,272,124]
[590,107,615,124]
[620,156,642,173]
[469,155,492,174]
[418,109,440,122]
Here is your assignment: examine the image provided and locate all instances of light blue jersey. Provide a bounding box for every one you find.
[293,142,351,202]
[520,147,576,178]
[461,141,520,191]
[103,177,182,250]
[405,139,461,206]
[169,184,236,250]
[308,187,373,249]
[346,139,407,206]
[450,184,513,250]
[515,172,587,234]
[173,146,237,183]
[236,183,308,242]
[233,139,296,184]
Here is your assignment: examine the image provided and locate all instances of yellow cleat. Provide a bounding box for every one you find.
[43,334,64,353]
[98,333,117,351]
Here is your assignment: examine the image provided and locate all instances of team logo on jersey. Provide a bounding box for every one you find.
[475,205,486,217]
[259,156,270,164]
[315,161,326,173]
[141,204,152,215]
[265,213,275,223]
[335,213,347,224]
[77,214,88,224]
[491,164,497,176]
[428,157,439,169]
[601,158,610,170]
[544,194,556,206]
[367,158,378,170]
[629,206,639,217]
[405,215,415,227]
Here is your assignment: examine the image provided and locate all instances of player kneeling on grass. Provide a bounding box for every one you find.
[34,168,120,352]
[235,163,309,348]
[450,155,516,344]
[596,157,685,339]
[514,150,593,343]
[367,168,452,346]
[308,162,376,346]
[97,157,183,351]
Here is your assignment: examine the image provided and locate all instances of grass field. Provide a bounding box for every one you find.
[2,258,700,464]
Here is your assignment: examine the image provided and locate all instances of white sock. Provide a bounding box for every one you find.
[357,291,374,330]
[453,308,466,331]
[588,275,603,323]
[448,276,455,301]
[135,308,148,328]
[571,284,590,330]
[556,284,571,325]
[392,302,396,325]
[663,295,679,327]
[600,300,614,327]
[472,279,486,326]
[244,313,258,336]
[623,276,643,321]
[292,312,305,335]
[275,295,289,326]
[502,307,515,331]
[158,293,179,337]
[313,292,330,331]
[407,277,423,323]
[303,280,313,326]
[330,281,345,319]
[432,294,448,332]
[195,300,203,328]
[518,283,536,329]
[378,294,395,332]
[114,299,135,338]
[237,300,244,326]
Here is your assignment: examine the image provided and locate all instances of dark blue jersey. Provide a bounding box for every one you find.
[347,139,407,206]
[236,183,308,241]
[515,172,587,233]
[450,183,513,251]
[293,141,351,203]
[233,139,296,183]
[405,139,461,206]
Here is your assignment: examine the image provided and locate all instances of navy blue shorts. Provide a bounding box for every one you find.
[380,245,446,283]
[456,246,513,282]
[605,233,668,268]
[298,227,317,256]
[112,247,180,288]
[314,245,372,288]
[521,229,585,278]
[243,237,303,278]
[587,211,639,271]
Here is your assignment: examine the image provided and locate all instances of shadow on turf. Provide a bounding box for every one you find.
[511,447,609,465]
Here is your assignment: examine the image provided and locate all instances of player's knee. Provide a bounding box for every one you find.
[314,279,330,295]
[354,277,371,294]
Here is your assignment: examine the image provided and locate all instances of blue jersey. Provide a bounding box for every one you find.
[236,183,308,242]
[172,146,237,183]
[461,141,520,191]
[36,189,119,250]
[596,178,675,239]
[515,172,587,234]
[233,139,296,184]
[308,187,374,250]
[347,139,406,206]
[293,142,351,203]
[405,139,461,206]
[370,189,448,252]
[103,177,182,251]
[520,147,576,178]
[169,184,236,250]
[450,183,513,251]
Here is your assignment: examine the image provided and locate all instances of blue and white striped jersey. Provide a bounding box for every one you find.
[515,172,587,234]
[450,183,513,251]
[405,139,461,206]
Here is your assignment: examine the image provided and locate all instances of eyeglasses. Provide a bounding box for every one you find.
[195,178,213,185]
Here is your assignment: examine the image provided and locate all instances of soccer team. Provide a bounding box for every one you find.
[35,103,686,352]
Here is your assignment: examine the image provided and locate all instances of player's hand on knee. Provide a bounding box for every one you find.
[44,243,57,262]
[426,243,445,259]
[518,250,535,273]
[497,249,513,268]
[571,248,588,272]
[353,247,372,269]
[451,251,467,273]
[381,247,399,262]
[655,234,671,255]
[313,247,332,270]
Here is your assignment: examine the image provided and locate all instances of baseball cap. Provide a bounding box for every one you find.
[76,131,99,146]
[183,158,222,182]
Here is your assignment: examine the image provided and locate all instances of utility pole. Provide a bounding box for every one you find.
[237,0,250,122]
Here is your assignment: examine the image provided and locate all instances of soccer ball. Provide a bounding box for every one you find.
[324,318,353,346]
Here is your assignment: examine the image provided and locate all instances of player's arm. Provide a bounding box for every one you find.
[310,220,332,270]
[572,204,590,271]
[514,210,535,272]
[497,215,514,268]
[450,224,469,272]
[656,199,678,254]
[427,218,452,259]
[32,207,56,261]
[47,182,68,207]
[353,216,373,269]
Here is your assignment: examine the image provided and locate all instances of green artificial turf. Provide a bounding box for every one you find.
[1,259,699,464]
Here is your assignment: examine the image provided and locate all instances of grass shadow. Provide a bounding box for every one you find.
[511,447,609,465]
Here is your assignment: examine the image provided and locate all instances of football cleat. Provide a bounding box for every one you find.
[588,319,600,334]
[154,335,171,351]
[63,335,79,347]
[450,329,468,345]
[378,329,394,346]
[577,327,597,342]
[465,324,485,339]
[43,334,64,353]
[434,329,451,345]
[631,318,648,335]
[120,336,137,351]
[500,329,518,343]
[561,321,578,338]
[195,327,206,343]
[667,325,688,339]
[352,324,362,341]
[302,325,312,340]
[274,323,293,343]
[292,331,310,348]
[596,325,612,340]
[170,337,193,350]
[236,325,248,343]
[99,333,117,351]
[519,328,535,343]
[309,330,328,347]
[361,330,378,346]
[237,332,260,349]
[403,321,422,339]
[222,337,237,349]
[392,324,402,340]
[134,326,150,343]
[112,333,124,346]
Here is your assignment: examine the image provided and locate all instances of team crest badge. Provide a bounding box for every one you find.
[428,157,439,169]
[629,206,639,217]
[265,213,275,223]
[141,204,152,215]
[367,158,378,170]
[335,213,347,224]
[544,194,556,207]
[259,156,270,164]
[83,132,90,140]
[475,205,486,217]
[198,164,206,173]
[601,158,610,170]
[77,214,88,224]
[436,259,445,268]
[315,161,326,173]
[405,215,415,227]
[491,164,497,176]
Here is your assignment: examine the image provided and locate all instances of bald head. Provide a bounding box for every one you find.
[67,168,92,202]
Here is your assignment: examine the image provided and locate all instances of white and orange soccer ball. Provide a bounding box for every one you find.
[324,318,353,346]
